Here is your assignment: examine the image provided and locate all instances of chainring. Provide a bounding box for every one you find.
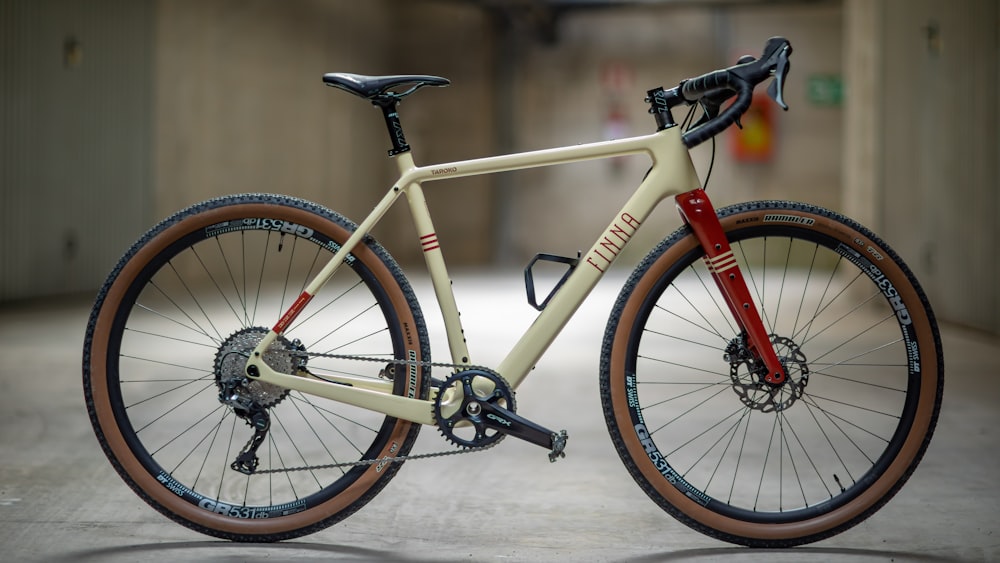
[433,368,515,449]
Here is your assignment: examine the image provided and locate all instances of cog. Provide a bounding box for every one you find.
[433,369,514,449]
[214,327,306,409]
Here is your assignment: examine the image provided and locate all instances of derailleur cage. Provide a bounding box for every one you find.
[230,404,271,475]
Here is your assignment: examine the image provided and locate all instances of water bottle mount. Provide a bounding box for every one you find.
[524,252,580,311]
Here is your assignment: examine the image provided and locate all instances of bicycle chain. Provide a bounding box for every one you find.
[247,350,498,475]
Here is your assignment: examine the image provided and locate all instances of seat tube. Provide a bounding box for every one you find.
[675,188,786,385]
[396,159,472,368]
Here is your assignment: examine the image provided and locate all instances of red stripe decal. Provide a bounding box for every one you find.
[273,291,312,334]
[420,233,439,252]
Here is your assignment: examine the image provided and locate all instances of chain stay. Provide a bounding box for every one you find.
[248,349,495,475]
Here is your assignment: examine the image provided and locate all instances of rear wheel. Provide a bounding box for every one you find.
[83,194,430,541]
[600,201,943,547]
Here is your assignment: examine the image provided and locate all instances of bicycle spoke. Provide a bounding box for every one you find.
[136,295,218,344]
[165,261,225,343]
[288,279,362,333]
[286,396,348,476]
[791,242,820,338]
[124,327,218,350]
[250,231,273,324]
[688,265,740,338]
[645,384,732,435]
[319,325,389,356]
[130,380,217,433]
[190,245,246,328]
[158,404,229,469]
[608,213,935,532]
[215,236,249,326]
[271,411,323,491]
[278,233,297,316]
[122,371,212,408]
[643,327,728,352]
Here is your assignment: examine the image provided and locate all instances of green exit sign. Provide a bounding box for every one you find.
[807,74,843,106]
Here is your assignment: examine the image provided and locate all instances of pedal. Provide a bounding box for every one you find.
[479,400,569,462]
[548,429,569,462]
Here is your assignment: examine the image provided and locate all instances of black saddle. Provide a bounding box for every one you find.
[322,73,450,100]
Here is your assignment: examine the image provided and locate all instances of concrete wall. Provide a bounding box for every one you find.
[153,0,394,224]
[843,0,1000,333]
[1,0,154,300]
[371,2,496,264]
[153,0,495,265]
[500,3,844,266]
[4,0,998,334]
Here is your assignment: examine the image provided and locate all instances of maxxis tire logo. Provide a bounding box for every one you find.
[763,213,815,226]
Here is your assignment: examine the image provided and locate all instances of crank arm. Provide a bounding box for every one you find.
[479,401,568,462]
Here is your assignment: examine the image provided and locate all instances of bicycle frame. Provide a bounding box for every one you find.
[245,125,772,426]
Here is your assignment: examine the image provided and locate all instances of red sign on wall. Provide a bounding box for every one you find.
[729,94,775,162]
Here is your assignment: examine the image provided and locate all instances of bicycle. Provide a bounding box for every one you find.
[82,37,943,548]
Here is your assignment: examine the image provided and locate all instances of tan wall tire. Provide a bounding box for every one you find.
[83,194,431,541]
[600,201,943,547]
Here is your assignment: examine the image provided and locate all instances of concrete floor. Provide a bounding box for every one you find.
[1,270,997,562]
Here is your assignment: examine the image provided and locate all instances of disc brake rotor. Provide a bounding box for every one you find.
[726,333,809,413]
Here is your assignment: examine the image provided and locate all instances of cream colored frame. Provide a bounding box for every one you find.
[246,126,701,426]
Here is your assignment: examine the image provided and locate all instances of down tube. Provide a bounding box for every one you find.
[497,152,701,389]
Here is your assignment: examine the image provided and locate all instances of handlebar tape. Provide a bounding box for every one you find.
[680,74,753,149]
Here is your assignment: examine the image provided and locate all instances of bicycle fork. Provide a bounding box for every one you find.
[675,188,786,385]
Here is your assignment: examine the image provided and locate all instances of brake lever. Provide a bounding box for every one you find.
[766,43,791,110]
[732,37,793,111]
[690,98,721,129]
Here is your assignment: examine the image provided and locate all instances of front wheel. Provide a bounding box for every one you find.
[600,201,943,547]
[83,194,431,541]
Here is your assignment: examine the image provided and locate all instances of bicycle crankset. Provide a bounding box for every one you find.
[433,369,568,462]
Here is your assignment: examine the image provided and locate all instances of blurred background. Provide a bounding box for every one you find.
[1,0,997,335]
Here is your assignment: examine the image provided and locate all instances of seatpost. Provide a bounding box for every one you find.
[372,95,410,156]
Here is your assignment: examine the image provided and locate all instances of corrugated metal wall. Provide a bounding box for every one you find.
[1,0,153,301]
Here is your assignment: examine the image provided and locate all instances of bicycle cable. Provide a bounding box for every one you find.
[681,101,716,191]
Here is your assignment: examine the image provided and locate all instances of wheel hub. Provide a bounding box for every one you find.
[726,333,809,412]
[214,327,306,411]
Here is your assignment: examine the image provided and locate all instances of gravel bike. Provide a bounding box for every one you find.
[83,37,943,547]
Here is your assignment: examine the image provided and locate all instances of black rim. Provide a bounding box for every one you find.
[622,223,922,525]
[102,201,410,516]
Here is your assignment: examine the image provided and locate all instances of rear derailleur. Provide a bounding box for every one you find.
[219,378,271,475]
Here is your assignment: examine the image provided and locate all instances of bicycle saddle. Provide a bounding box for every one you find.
[322,73,450,100]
